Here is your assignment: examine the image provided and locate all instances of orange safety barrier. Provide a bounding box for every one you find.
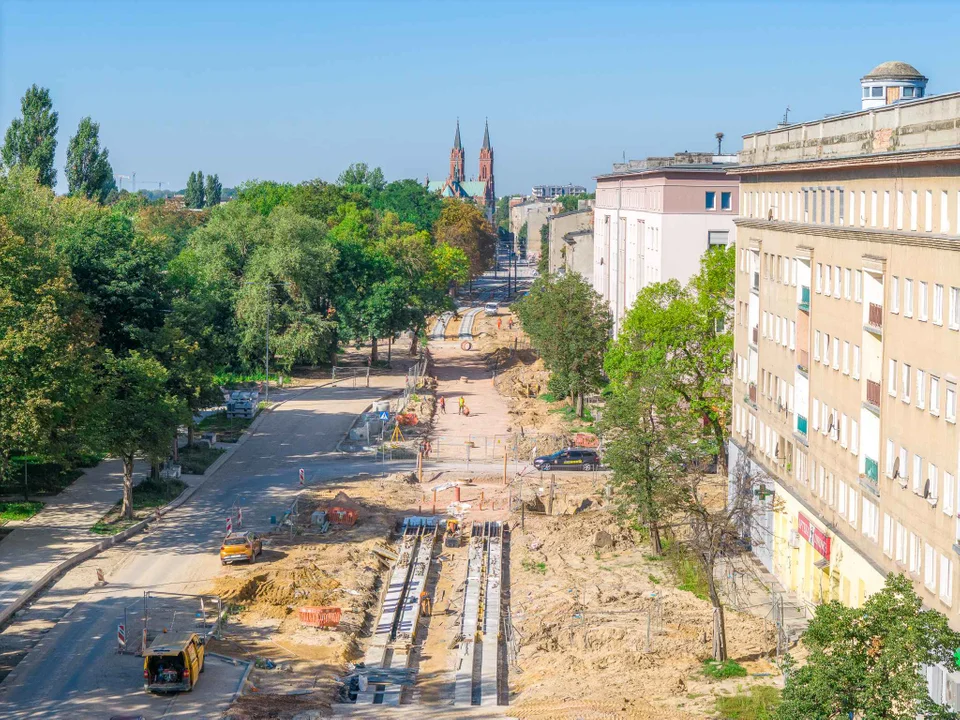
[397,413,419,426]
[298,606,342,628]
[574,432,600,448]
[328,507,358,526]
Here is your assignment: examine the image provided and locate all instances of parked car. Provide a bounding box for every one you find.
[143,631,205,694]
[533,448,601,472]
[219,531,263,565]
[484,301,499,316]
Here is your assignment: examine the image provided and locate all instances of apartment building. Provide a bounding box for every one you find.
[532,183,587,200]
[592,152,739,332]
[729,63,960,672]
[546,207,594,280]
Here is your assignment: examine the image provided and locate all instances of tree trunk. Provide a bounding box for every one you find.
[388,335,392,363]
[121,454,135,520]
[706,566,728,661]
[648,520,663,556]
[575,391,584,418]
[150,460,159,481]
[409,326,420,355]
[711,419,727,475]
[370,336,378,363]
[187,424,194,449]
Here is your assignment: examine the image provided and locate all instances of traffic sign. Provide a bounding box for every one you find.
[299,468,305,486]
[378,411,390,421]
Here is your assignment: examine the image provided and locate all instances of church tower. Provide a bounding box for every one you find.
[478,119,495,217]
[449,119,465,183]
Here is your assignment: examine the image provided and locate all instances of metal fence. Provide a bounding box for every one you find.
[119,590,223,655]
[396,353,429,414]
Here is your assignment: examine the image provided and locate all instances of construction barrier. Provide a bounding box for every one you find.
[298,606,342,628]
[328,507,358,526]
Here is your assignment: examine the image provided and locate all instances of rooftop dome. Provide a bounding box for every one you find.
[862,61,927,81]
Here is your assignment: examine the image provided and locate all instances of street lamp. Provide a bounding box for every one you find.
[245,281,289,406]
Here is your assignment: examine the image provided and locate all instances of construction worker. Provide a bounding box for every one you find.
[458,396,465,415]
[438,396,446,414]
[419,591,432,616]
[497,317,502,330]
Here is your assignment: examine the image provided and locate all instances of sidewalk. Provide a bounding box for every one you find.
[0,459,150,622]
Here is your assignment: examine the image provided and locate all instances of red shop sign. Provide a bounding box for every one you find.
[797,512,832,561]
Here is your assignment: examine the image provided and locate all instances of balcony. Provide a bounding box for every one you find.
[864,456,879,482]
[797,349,809,374]
[747,383,758,407]
[866,379,882,409]
[797,415,808,436]
[799,285,810,312]
[866,302,883,334]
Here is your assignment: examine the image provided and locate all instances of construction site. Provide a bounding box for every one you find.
[209,309,787,719]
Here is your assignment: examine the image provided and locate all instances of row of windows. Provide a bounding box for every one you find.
[883,438,956,515]
[890,276,960,329]
[887,359,958,421]
[814,264,863,302]
[745,187,960,235]
[762,312,796,350]
[810,398,860,455]
[862,85,923,99]
[882,515,953,605]
[812,332,861,379]
[705,191,733,211]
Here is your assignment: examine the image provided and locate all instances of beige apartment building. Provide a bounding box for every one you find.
[729,63,960,675]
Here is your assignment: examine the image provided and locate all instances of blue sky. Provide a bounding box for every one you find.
[2,0,959,195]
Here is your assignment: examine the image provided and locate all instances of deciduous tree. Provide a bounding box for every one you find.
[2,85,59,187]
[65,117,116,203]
[513,272,611,416]
[778,573,960,720]
[433,199,496,280]
[374,179,442,232]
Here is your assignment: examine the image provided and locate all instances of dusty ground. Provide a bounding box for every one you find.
[507,472,782,720]
[214,474,424,720]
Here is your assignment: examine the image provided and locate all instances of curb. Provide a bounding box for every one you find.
[0,379,340,632]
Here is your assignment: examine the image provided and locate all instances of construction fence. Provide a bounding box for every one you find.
[118,590,223,656]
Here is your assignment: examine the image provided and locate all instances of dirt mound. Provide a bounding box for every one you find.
[213,563,343,619]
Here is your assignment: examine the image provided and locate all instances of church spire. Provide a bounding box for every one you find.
[454,118,462,150]
[482,118,491,150]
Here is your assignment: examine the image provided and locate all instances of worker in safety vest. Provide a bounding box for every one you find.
[458,396,465,415]
[419,591,432,616]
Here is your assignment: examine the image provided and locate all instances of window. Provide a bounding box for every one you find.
[822,334,830,365]
[925,190,933,232]
[934,284,944,325]
[813,330,821,360]
[950,287,960,329]
[848,485,857,527]
[883,190,890,228]
[910,532,921,574]
[917,369,926,409]
[896,522,906,565]
[842,341,850,374]
[855,270,862,302]
[891,276,900,313]
[705,191,716,210]
[903,86,917,98]
[812,398,820,430]
[886,438,895,477]
[838,480,847,514]
[913,454,923,494]
[834,266,841,299]
[919,281,928,321]
[859,190,867,226]
[871,191,878,227]
[840,413,848,448]
[931,376,940,416]
[851,418,858,455]
[864,499,879,542]
[897,189,904,229]
[900,446,909,483]
[947,382,957,423]
[789,321,796,350]
[902,363,911,403]
[844,268,851,300]
[904,278,914,317]
[832,337,839,369]
[930,463,939,502]
[721,192,731,210]
[883,514,893,555]
[925,543,936,590]
[871,86,883,98]
[815,263,822,293]
[948,472,957,520]
[941,554,953,605]
[942,190,950,233]
[824,265,831,296]
[911,190,918,231]
[707,230,729,247]
[888,358,897,395]
[853,345,861,379]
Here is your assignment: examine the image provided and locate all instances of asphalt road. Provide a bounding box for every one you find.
[0,375,411,719]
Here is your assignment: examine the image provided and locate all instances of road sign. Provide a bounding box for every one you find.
[378,411,390,421]
[226,517,232,534]
[117,623,125,648]
[299,468,305,486]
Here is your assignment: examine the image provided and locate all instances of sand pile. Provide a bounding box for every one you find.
[510,478,780,719]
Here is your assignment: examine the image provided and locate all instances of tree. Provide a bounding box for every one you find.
[494,195,515,231]
[517,222,528,255]
[204,173,222,207]
[433,199,496,280]
[538,222,550,275]
[0,218,99,496]
[65,117,116,203]
[96,352,188,519]
[555,192,595,214]
[606,246,735,468]
[337,162,385,201]
[235,179,296,216]
[2,85,58,187]
[374,179,443,232]
[184,170,205,209]
[512,272,611,416]
[778,574,960,720]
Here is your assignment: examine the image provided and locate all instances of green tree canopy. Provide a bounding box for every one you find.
[235,179,296,216]
[204,173,222,207]
[2,85,59,187]
[65,117,116,203]
[513,272,611,415]
[337,162,385,202]
[374,179,442,232]
[433,199,496,279]
[184,170,206,209]
[555,192,595,213]
[778,573,960,720]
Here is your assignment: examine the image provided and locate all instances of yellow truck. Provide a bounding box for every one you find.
[143,631,205,693]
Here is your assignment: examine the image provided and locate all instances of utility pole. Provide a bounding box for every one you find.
[265,294,270,405]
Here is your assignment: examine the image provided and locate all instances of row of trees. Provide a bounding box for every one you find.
[185,170,222,209]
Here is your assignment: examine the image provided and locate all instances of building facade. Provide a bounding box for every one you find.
[729,65,960,680]
[509,200,561,257]
[427,119,496,223]
[547,208,594,281]
[532,183,587,201]
[592,152,739,332]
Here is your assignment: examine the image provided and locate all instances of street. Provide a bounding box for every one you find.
[0,375,412,719]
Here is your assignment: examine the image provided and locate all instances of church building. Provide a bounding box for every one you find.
[427,119,496,223]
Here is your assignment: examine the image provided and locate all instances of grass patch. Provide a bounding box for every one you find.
[715,685,781,719]
[0,501,44,523]
[196,410,258,443]
[538,392,560,403]
[548,404,594,424]
[522,559,547,574]
[177,445,225,475]
[702,659,748,680]
[212,369,279,386]
[663,541,710,601]
[648,573,661,585]
[90,477,187,536]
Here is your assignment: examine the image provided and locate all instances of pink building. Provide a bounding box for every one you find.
[592,152,740,332]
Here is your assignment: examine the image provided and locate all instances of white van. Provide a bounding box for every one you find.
[484,302,499,316]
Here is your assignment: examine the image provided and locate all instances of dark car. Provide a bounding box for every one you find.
[533,448,601,472]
